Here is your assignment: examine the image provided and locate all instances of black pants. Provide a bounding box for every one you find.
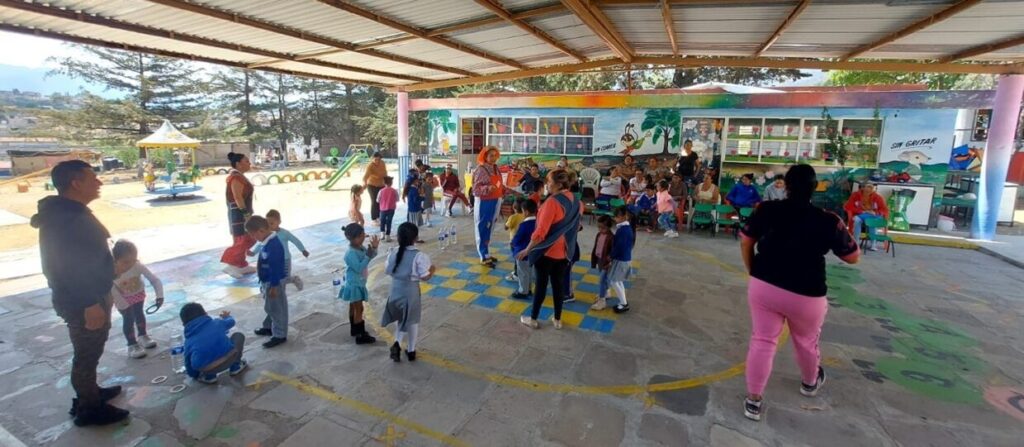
[119,302,146,346]
[531,256,568,321]
[368,185,383,221]
[381,210,395,236]
[68,317,111,409]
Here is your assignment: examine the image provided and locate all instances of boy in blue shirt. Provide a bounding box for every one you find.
[248,209,310,291]
[510,200,538,299]
[246,215,289,348]
[633,184,658,232]
[180,302,247,383]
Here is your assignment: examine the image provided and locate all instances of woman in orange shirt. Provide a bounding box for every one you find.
[472,147,505,267]
[516,169,583,330]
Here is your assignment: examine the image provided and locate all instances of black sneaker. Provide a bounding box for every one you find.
[800,366,827,397]
[562,295,576,304]
[390,342,401,362]
[69,386,122,416]
[406,350,417,362]
[743,398,763,421]
[254,328,272,336]
[262,337,287,348]
[510,292,531,300]
[613,304,630,314]
[73,403,130,427]
[355,332,376,345]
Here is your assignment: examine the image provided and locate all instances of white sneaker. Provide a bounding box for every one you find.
[138,335,157,349]
[550,317,562,330]
[293,275,304,291]
[222,265,243,279]
[426,221,433,228]
[519,316,539,329]
[239,265,256,275]
[666,231,679,238]
[128,345,146,359]
[590,298,607,311]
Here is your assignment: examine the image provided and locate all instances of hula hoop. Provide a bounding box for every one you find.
[145,303,162,314]
[151,375,168,384]
[170,384,187,393]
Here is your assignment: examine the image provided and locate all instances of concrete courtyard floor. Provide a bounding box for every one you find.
[1,212,1023,446]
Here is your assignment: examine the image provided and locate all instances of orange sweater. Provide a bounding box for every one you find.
[531,191,583,259]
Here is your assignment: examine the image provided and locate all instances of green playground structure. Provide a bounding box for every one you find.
[319,151,367,191]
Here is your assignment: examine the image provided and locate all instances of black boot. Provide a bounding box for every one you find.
[69,386,122,416]
[349,314,357,337]
[405,350,417,362]
[354,322,376,345]
[73,403,129,427]
[389,341,401,362]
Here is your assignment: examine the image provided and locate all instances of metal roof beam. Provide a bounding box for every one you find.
[938,34,1024,63]
[560,0,634,62]
[473,0,585,62]
[145,0,476,77]
[0,0,427,83]
[316,0,527,69]
[395,55,1024,92]
[660,0,679,57]
[843,0,984,60]
[754,0,811,57]
[0,23,387,87]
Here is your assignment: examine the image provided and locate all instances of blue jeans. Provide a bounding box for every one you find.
[380,210,395,236]
[852,213,879,240]
[658,212,674,232]
[475,198,499,260]
[598,269,610,299]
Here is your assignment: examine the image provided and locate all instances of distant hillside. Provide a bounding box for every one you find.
[0,64,120,98]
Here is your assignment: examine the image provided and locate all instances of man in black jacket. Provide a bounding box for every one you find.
[30,160,129,427]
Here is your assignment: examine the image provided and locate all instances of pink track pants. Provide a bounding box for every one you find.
[745,276,828,396]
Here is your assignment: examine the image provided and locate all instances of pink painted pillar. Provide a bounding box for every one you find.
[971,75,1024,240]
[396,91,410,189]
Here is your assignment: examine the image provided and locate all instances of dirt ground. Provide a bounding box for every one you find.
[0,161,388,252]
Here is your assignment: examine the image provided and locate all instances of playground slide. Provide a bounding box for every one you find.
[319,153,367,190]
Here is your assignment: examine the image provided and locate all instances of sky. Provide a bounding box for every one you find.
[0,30,826,97]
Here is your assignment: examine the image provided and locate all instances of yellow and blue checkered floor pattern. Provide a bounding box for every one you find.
[423,244,634,333]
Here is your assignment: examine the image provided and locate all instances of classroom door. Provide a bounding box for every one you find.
[459,118,485,174]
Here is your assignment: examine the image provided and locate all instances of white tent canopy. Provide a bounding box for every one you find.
[136,120,200,149]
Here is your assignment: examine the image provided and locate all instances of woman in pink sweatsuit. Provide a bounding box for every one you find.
[738,164,860,422]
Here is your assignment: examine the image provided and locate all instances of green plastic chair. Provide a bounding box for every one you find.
[862,215,895,257]
[714,204,740,239]
[591,197,614,223]
[739,207,755,221]
[689,203,715,235]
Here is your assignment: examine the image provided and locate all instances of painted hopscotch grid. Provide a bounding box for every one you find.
[424,244,636,333]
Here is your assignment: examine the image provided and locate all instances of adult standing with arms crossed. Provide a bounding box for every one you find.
[473,147,505,268]
[221,152,257,278]
[738,164,860,421]
[363,152,388,226]
[31,160,129,426]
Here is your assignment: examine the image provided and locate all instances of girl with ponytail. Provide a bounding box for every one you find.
[380,222,434,362]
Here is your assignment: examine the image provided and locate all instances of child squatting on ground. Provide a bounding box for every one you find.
[340,223,380,345]
[350,184,366,227]
[180,302,248,384]
[592,207,635,313]
[246,215,290,348]
[248,209,310,291]
[380,222,435,363]
[510,199,538,299]
[110,240,163,359]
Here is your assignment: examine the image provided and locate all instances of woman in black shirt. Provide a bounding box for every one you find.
[738,164,860,421]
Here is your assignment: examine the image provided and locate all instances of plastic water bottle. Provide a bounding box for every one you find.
[449,225,457,245]
[439,229,447,250]
[169,334,185,374]
[332,269,342,297]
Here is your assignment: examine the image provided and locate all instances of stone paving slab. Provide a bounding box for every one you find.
[0,214,1023,446]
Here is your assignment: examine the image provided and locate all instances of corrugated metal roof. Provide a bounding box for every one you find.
[1,0,1021,90]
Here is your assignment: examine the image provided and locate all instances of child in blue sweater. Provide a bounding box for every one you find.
[246,215,289,348]
[633,185,658,233]
[609,206,635,314]
[510,200,538,299]
[249,209,310,291]
[180,302,247,384]
[405,177,424,227]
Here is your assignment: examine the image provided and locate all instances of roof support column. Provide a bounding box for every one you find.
[971,74,1024,240]
[397,91,411,190]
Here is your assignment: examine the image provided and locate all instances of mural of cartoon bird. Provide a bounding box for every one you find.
[619,123,651,156]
